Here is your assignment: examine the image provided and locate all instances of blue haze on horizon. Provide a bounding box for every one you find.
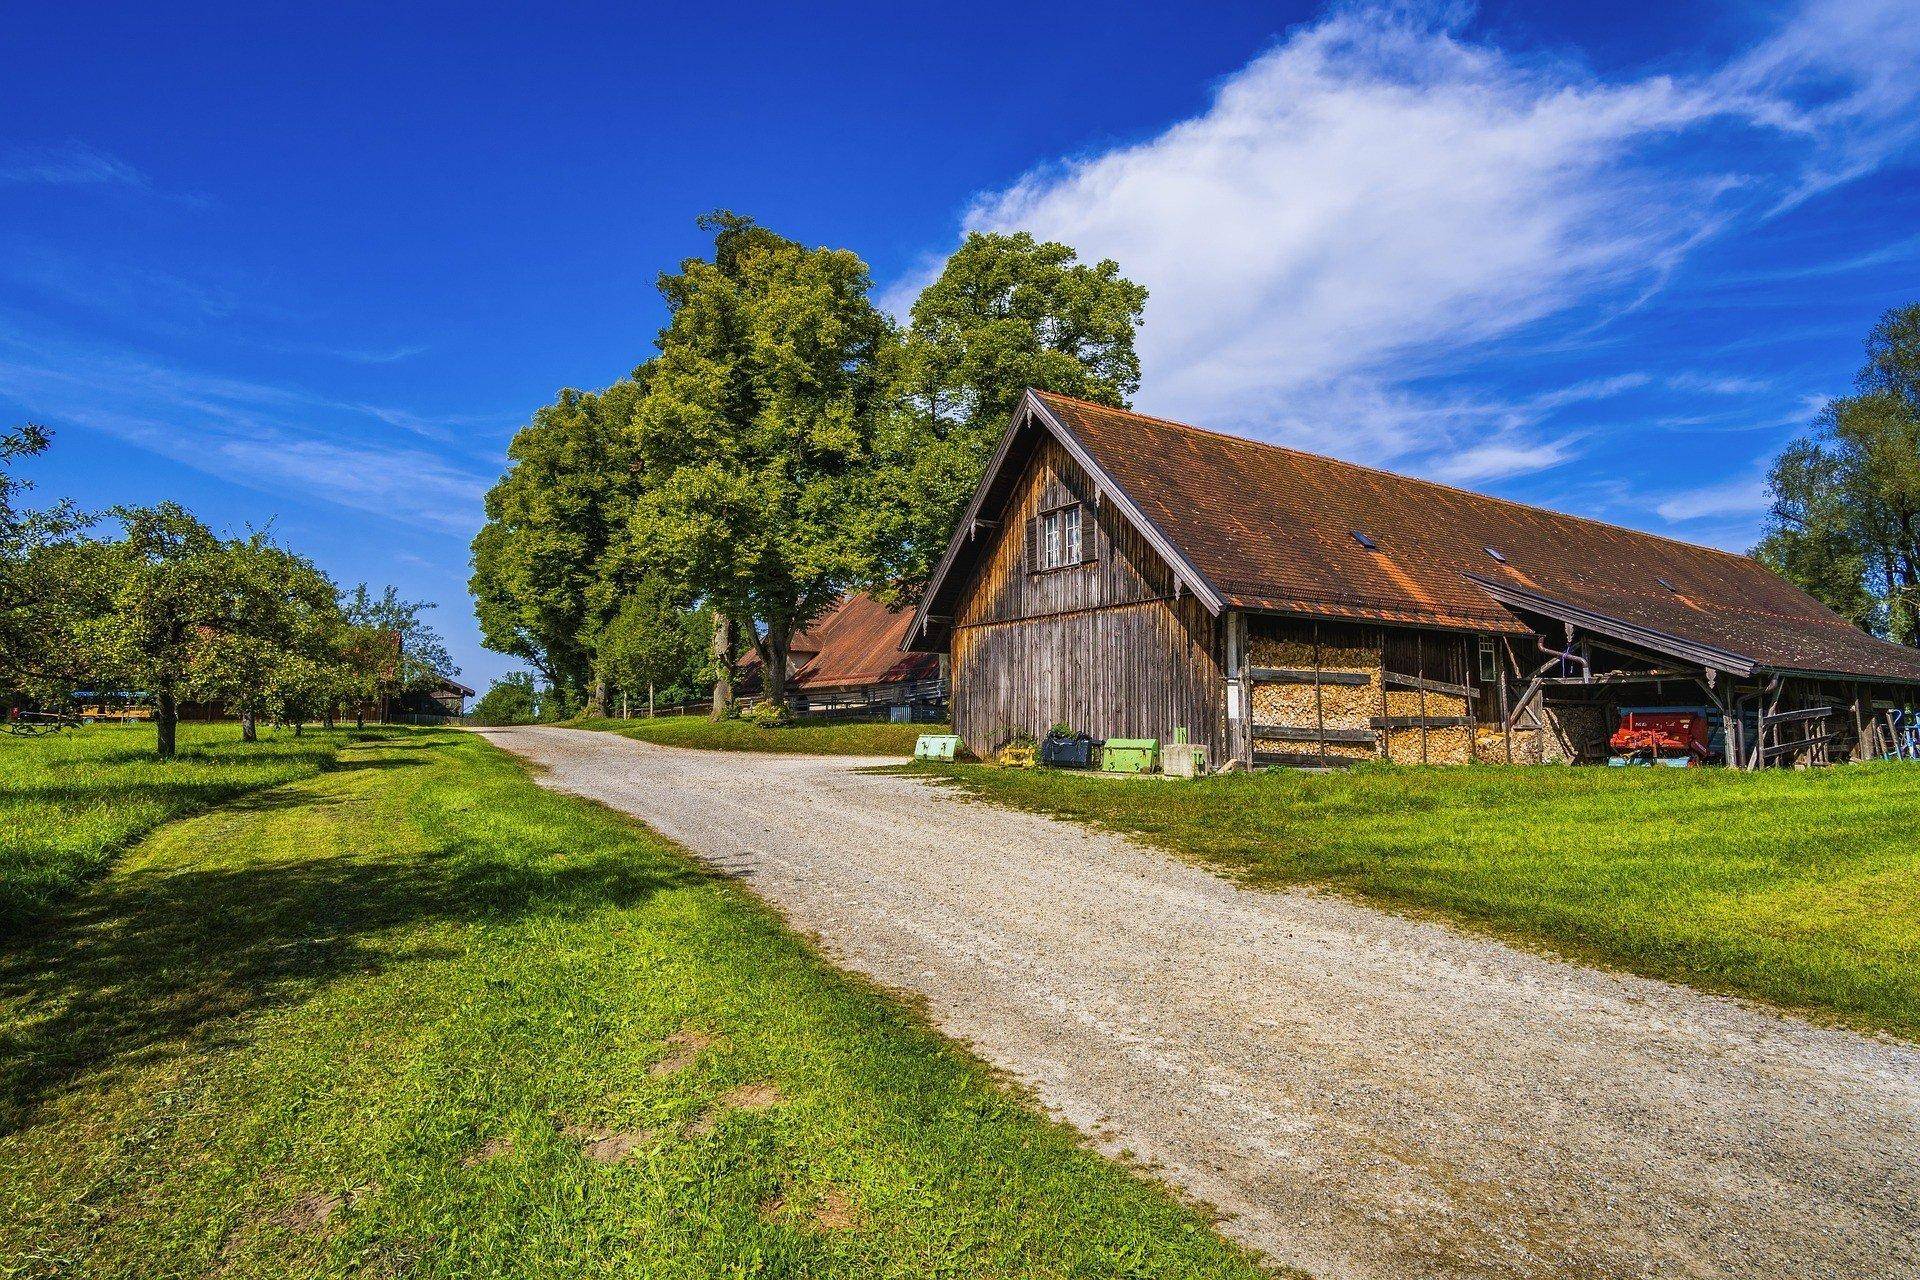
[4,1,1918,693]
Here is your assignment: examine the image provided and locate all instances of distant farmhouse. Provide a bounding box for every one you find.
[907,391,1920,769]
[744,593,943,715]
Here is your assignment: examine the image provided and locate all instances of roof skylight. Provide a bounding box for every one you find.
[1485,546,1507,563]
[1351,531,1378,550]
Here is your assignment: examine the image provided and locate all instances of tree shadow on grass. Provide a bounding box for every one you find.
[0,791,702,1133]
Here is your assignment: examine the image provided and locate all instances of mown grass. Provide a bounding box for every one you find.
[0,723,385,927]
[0,728,1268,1279]
[926,761,1920,1041]
[575,715,946,756]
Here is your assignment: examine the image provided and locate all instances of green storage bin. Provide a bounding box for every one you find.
[1101,738,1159,773]
[914,733,960,761]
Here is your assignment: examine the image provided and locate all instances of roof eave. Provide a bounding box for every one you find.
[1467,575,1759,677]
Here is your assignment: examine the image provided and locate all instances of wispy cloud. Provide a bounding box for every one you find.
[0,142,210,207]
[954,0,1920,480]
[0,142,149,189]
[1652,472,1772,525]
[0,319,498,533]
[1664,372,1772,395]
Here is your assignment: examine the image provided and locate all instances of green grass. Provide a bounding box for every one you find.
[0,728,1267,1279]
[0,722,390,927]
[924,761,1920,1041]
[574,715,948,756]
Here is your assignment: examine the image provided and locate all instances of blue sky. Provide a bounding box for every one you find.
[5,1,1918,694]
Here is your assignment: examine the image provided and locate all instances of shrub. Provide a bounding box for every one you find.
[740,701,795,728]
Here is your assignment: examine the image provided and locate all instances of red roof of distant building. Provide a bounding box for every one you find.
[790,594,938,692]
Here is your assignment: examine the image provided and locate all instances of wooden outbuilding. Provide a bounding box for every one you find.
[905,391,1920,768]
[742,593,945,714]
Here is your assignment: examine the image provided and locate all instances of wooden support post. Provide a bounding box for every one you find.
[1312,622,1328,770]
[1376,629,1391,763]
[1417,634,1430,765]
[1498,644,1513,764]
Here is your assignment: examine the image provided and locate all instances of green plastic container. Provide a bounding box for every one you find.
[913,733,960,762]
[1101,738,1159,773]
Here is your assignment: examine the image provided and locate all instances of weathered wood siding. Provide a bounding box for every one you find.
[949,436,1221,756]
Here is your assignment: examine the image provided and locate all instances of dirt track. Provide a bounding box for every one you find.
[480,725,1920,1280]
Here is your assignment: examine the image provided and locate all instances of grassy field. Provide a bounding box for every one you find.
[575,715,946,756]
[0,722,385,928]
[0,728,1266,1279]
[928,761,1920,1041]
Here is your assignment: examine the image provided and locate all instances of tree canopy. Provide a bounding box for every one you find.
[470,377,648,707]
[1758,302,1920,646]
[624,212,893,707]
[466,216,1147,713]
[869,231,1148,601]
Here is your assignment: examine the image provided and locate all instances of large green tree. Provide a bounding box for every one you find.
[470,376,646,708]
[183,534,341,741]
[869,232,1147,600]
[627,212,892,710]
[1757,303,1920,645]
[1,425,87,700]
[76,504,231,757]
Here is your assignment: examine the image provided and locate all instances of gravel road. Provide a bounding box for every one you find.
[479,725,1920,1280]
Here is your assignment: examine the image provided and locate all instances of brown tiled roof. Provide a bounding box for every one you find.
[790,593,939,693]
[1034,392,1920,683]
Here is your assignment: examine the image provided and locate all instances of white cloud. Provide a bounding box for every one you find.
[1653,475,1770,523]
[956,0,1920,479]
[1431,438,1577,485]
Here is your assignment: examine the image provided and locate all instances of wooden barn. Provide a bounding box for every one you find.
[905,391,1920,769]
[785,593,944,713]
[739,593,945,714]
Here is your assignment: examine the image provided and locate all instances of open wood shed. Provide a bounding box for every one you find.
[906,391,1920,769]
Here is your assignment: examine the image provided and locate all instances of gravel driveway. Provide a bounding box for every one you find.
[480,725,1920,1280]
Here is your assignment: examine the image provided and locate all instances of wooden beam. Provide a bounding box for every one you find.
[1383,671,1472,698]
[1760,704,1835,726]
[1370,715,1475,730]
[1251,666,1370,686]
[1535,669,1695,686]
[1253,750,1360,770]
[1251,723,1374,744]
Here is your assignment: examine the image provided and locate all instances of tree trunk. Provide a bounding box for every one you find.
[156,689,178,759]
[710,611,735,720]
[355,704,365,729]
[241,711,257,743]
[648,681,655,719]
[294,721,304,737]
[764,624,791,710]
[588,672,607,719]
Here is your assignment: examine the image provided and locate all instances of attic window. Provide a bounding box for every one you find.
[1484,546,1508,564]
[1351,531,1379,550]
[1034,504,1084,570]
[1656,577,1677,593]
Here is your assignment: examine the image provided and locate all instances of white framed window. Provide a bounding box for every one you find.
[1036,504,1083,570]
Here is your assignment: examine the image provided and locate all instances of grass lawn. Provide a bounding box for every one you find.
[925,761,1920,1041]
[0,722,388,928]
[574,715,946,756]
[0,728,1266,1279]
